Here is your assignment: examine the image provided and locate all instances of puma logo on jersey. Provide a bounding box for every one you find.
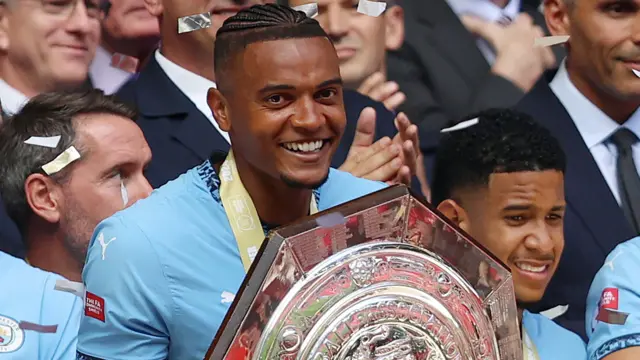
[221,291,235,304]
[97,232,117,261]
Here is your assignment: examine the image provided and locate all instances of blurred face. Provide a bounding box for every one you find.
[210,37,346,188]
[153,0,264,53]
[547,0,640,110]
[103,0,159,39]
[0,0,101,92]
[288,0,404,88]
[60,114,152,264]
[441,171,566,304]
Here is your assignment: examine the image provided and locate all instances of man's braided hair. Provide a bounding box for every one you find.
[213,3,330,93]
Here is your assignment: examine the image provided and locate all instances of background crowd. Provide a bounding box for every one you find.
[0,0,639,359]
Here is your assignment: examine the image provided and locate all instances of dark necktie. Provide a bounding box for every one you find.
[611,128,640,234]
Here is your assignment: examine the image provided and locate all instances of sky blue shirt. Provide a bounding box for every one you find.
[523,310,587,359]
[586,236,640,360]
[0,251,82,359]
[76,160,386,360]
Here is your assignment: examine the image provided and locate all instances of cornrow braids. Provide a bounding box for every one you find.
[213,3,330,93]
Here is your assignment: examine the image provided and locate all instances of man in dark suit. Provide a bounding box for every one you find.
[120,0,422,190]
[515,0,640,339]
[388,0,560,141]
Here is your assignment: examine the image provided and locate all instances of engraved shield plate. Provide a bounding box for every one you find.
[205,186,522,360]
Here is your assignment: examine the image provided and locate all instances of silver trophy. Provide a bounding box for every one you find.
[205,185,522,360]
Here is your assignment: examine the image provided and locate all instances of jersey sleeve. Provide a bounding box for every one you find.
[76,215,174,360]
[586,241,640,360]
[42,274,83,360]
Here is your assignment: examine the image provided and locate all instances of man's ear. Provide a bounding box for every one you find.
[384,5,404,51]
[544,0,571,37]
[436,199,471,234]
[208,87,232,132]
[0,3,12,52]
[143,0,163,17]
[24,174,62,225]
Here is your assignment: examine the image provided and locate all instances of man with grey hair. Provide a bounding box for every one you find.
[0,89,153,282]
[0,0,101,114]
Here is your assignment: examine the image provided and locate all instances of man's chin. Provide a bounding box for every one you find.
[280,172,329,190]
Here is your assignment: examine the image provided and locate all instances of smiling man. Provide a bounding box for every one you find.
[432,109,586,359]
[0,0,101,114]
[76,5,387,359]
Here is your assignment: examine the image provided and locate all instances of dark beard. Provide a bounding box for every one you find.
[280,171,329,190]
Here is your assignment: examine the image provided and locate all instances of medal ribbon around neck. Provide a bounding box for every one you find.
[219,150,318,272]
[523,326,541,360]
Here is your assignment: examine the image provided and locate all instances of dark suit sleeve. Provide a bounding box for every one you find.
[0,195,24,259]
[387,46,524,135]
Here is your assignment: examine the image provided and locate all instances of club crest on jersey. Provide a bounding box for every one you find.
[0,315,24,353]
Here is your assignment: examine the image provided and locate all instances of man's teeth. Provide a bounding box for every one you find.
[283,140,324,152]
[515,263,547,273]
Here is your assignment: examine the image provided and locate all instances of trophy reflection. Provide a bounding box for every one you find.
[205,185,523,360]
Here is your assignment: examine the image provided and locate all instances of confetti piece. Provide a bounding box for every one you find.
[120,178,129,207]
[316,212,346,228]
[357,0,387,17]
[19,321,58,333]
[24,135,61,148]
[178,12,212,34]
[633,69,640,78]
[534,35,569,48]
[597,308,629,325]
[41,146,81,175]
[292,2,318,18]
[440,118,479,133]
[54,279,85,298]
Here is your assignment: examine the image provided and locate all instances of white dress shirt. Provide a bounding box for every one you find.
[154,50,230,143]
[446,0,521,64]
[550,61,640,204]
[0,79,28,115]
[89,46,134,95]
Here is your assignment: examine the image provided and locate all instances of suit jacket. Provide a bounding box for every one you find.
[0,195,24,259]
[116,57,399,189]
[515,79,636,339]
[389,0,564,152]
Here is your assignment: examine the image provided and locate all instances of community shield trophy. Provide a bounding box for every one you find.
[205,185,522,360]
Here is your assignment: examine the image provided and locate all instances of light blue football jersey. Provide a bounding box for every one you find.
[523,310,587,359]
[0,251,82,360]
[586,236,640,360]
[77,160,387,360]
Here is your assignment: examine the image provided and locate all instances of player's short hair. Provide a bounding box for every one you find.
[431,108,566,205]
[213,3,329,94]
[0,89,136,233]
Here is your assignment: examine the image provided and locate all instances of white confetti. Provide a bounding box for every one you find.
[534,35,569,48]
[54,279,85,298]
[292,2,318,18]
[440,118,479,133]
[178,12,212,34]
[120,179,129,207]
[24,136,61,148]
[41,146,81,175]
[633,69,640,78]
[357,0,387,17]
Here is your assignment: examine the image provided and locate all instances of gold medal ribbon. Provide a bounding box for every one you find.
[523,326,541,360]
[219,150,318,272]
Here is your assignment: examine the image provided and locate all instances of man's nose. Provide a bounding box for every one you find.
[291,97,326,132]
[128,176,153,205]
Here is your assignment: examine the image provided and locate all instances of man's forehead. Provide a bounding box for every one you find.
[241,37,339,75]
[486,171,565,203]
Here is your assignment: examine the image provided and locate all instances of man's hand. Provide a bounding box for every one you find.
[461,13,556,92]
[339,108,431,198]
[357,72,406,111]
[339,108,404,181]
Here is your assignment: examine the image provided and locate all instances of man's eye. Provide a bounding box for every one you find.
[266,95,284,104]
[317,89,337,99]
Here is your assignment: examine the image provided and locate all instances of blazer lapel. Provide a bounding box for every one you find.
[519,82,635,254]
[134,58,228,160]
